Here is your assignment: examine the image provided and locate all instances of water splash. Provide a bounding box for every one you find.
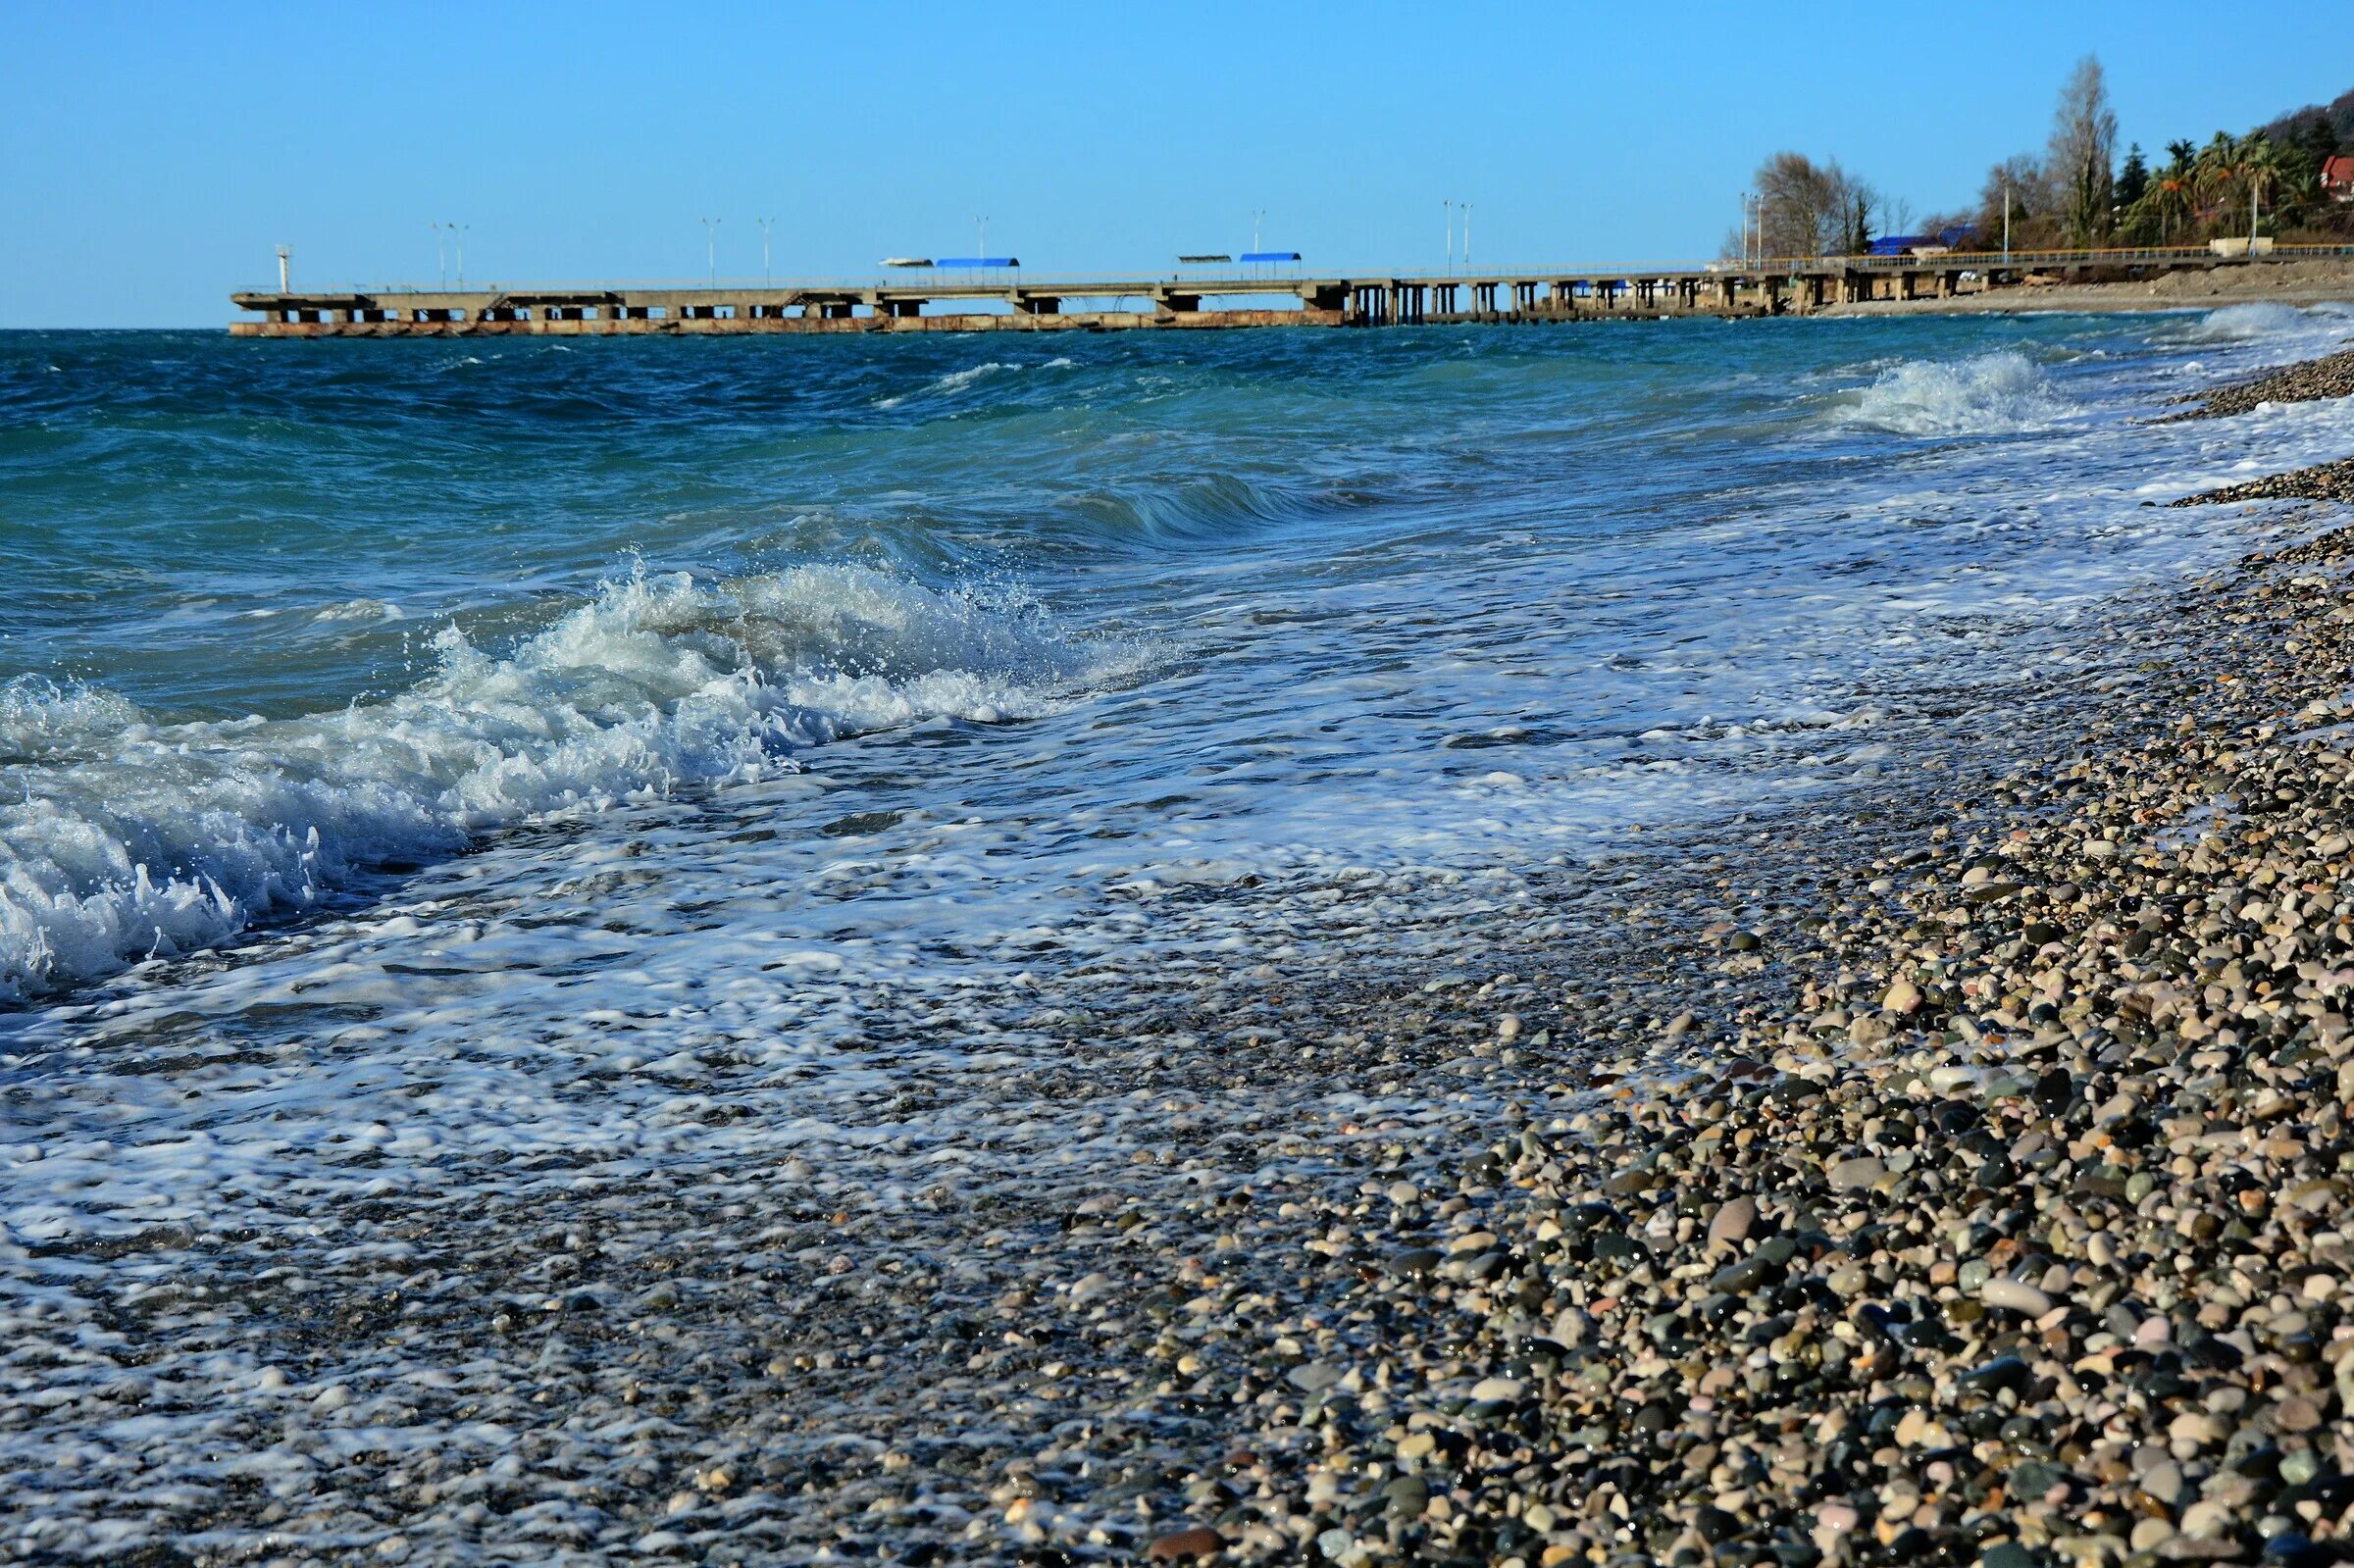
[0,565,1125,1000]
[1840,351,2074,437]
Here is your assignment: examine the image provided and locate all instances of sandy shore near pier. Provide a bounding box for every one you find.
[1824,258,2354,318]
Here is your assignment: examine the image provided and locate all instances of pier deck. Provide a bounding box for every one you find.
[230,245,2354,336]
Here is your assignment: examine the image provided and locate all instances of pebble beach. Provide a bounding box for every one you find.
[1158,349,2354,1567]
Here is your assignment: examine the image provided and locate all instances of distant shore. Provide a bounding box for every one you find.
[1824,256,2354,316]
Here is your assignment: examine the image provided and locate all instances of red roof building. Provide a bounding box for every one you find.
[2325,155,2354,202]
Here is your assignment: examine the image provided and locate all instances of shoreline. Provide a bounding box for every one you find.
[1823,259,2354,319]
[1161,455,2354,1558]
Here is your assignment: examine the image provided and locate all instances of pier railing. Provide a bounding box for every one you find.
[238,241,2354,299]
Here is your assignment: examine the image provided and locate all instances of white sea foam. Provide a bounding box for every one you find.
[0,565,1117,1000]
[311,597,404,622]
[1840,351,2074,437]
[876,360,1014,409]
[2179,303,2318,342]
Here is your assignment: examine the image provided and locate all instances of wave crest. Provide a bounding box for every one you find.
[2178,303,2314,342]
[0,565,1115,1000]
[1840,351,2073,437]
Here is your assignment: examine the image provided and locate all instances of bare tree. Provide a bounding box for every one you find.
[2048,55,2119,244]
[1751,152,1879,257]
[1975,153,2048,245]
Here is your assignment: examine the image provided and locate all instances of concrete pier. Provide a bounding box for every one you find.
[230,245,2354,337]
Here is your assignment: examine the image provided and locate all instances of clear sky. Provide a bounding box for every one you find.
[3,0,2347,328]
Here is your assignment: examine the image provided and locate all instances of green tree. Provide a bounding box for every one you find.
[2192,131,2241,220]
[2237,134,2286,236]
[2117,144,2149,208]
[2147,171,2196,244]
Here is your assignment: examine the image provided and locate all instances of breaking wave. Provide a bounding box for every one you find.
[2178,303,2319,343]
[1839,351,2074,437]
[876,360,1014,409]
[0,565,1117,1001]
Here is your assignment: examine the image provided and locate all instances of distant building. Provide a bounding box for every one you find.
[2325,155,2354,203]
[1865,228,1976,257]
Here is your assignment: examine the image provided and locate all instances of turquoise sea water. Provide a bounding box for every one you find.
[3,309,2349,1014]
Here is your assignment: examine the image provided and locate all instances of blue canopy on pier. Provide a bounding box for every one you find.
[935,257,1021,269]
[1239,252,1301,264]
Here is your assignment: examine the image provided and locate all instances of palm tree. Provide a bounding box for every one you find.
[2235,134,2284,238]
[2144,141,2199,244]
[2192,131,2242,225]
[2142,174,2196,245]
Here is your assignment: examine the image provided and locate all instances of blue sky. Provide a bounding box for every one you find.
[3,0,2346,327]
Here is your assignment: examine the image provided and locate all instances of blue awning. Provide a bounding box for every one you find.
[935,257,1020,269]
[1239,252,1301,263]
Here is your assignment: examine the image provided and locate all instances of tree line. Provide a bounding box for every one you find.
[1730,60,2354,260]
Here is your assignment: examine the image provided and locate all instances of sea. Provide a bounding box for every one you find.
[3,302,2353,1553]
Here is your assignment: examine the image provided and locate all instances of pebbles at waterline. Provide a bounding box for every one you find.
[1185,526,2354,1567]
[2174,457,2354,509]
[2158,343,2354,423]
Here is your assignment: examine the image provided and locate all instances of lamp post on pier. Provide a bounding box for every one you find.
[757,217,775,283]
[453,225,467,288]
[701,217,721,286]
